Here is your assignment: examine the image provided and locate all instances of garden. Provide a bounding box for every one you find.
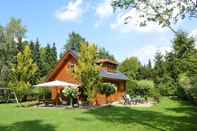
[0,97,197,131]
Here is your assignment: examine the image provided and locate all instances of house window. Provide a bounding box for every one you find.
[68,63,75,73]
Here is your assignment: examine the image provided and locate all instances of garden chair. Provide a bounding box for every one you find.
[123,94,132,105]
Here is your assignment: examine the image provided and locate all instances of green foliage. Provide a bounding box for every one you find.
[126,79,156,98]
[112,0,197,33]
[64,32,86,53]
[63,88,78,99]
[179,73,197,101]
[97,83,117,97]
[126,79,138,97]
[0,18,26,87]
[32,88,51,100]
[119,57,140,79]
[9,81,31,101]
[62,32,115,60]
[153,52,167,84]
[98,47,115,61]
[6,17,27,40]
[137,80,155,97]
[137,64,153,80]
[9,45,38,102]
[157,76,176,96]
[172,32,197,74]
[150,31,197,102]
[39,43,57,78]
[74,42,101,102]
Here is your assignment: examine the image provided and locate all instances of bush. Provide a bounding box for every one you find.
[136,80,155,97]
[63,88,78,99]
[97,83,117,96]
[126,80,159,100]
[8,81,31,102]
[158,82,176,96]
[179,73,197,102]
[63,88,79,107]
[155,75,177,96]
[126,79,138,97]
[32,88,51,100]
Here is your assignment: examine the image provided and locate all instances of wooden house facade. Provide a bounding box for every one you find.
[47,50,128,106]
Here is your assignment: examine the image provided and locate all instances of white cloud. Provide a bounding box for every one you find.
[130,45,171,64]
[189,28,197,47]
[111,8,167,33]
[96,0,113,19]
[55,0,83,22]
[190,28,197,38]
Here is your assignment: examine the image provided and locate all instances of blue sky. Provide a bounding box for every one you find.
[1,0,197,64]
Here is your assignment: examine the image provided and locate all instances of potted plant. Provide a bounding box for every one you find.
[97,83,117,104]
[62,88,78,107]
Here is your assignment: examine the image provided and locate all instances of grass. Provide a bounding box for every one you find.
[0,97,197,131]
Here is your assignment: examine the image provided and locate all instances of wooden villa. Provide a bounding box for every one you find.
[47,50,128,106]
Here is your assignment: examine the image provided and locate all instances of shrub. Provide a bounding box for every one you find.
[97,83,117,96]
[154,75,177,96]
[63,88,79,106]
[136,80,155,97]
[8,81,31,102]
[63,88,78,99]
[32,87,51,100]
[179,73,197,102]
[126,79,138,97]
[158,82,176,96]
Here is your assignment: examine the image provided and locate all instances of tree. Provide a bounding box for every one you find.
[136,80,156,98]
[40,47,48,78]
[137,63,153,80]
[64,32,86,53]
[0,18,26,87]
[51,42,57,67]
[74,42,101,103]
[172,31,197,74]
[9,45,38,103]
[153,52,166,84]
[34,39,42,70]
[119,57,140,79]
[112,0,197,33]
[39,43,57,79]
[98,47,116,61]
[61,32,115,61]
[29,39,42,83]
[179,73,197,102]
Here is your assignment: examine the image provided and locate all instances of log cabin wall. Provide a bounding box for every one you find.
[94,79,126,106]
[48,51,127,106]
[50,54,79,100]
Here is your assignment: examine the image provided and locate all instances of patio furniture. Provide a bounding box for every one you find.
[123,94,132,104]
[33,80,80,107]
[123,95,146,105]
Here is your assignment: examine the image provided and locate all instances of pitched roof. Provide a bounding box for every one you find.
[69,50,78,59]
[97,59,118,65]
[47,50,78,81]
[48,50,128,81]
[99,70,128,80]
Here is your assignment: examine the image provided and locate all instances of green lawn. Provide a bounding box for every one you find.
[0,97,197,131]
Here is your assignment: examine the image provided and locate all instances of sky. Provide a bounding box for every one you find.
[1,0,197,64]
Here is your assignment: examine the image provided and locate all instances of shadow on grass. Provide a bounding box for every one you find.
[0,120,55,131]
[76,104,197,131]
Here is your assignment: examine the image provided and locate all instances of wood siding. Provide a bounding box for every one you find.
[48,51,126,106]
[49,54,79,101]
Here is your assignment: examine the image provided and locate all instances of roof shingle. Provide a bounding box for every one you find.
[99,70,128,80]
